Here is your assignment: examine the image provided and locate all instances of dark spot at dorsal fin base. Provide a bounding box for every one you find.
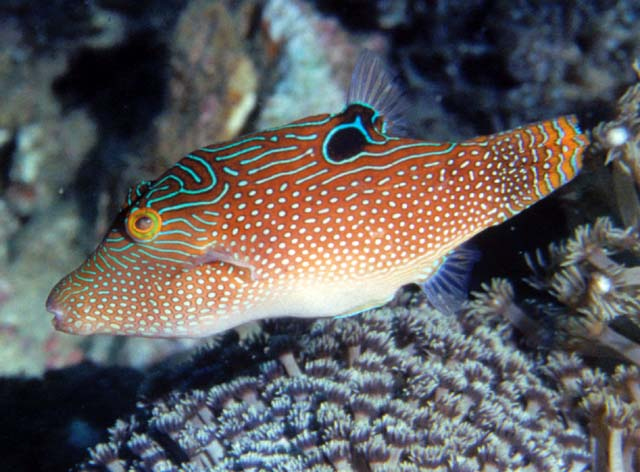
[325,126,368,162]
[347,50,410,137]
[323,104,379,164]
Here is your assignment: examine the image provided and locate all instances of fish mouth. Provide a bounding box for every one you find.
[45,292,67,332]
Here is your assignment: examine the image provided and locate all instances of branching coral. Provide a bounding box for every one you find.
[465,218,640,472]
[467,218,640,365]
[149,0,260,172]
[593,60,640,181]
[544,353,640,472]
[593,61,640,228]
[462,278,546,344]
[78,306,590,471]
[523,217,640,365]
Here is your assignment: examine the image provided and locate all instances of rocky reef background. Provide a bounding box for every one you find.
[0,0,638,471]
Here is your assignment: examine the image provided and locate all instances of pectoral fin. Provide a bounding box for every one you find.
[192,246,257,281]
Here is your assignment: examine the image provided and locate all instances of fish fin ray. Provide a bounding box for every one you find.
[421,246,480,316]
[347,50,411,136]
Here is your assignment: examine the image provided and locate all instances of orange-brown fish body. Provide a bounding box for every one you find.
[46,53,588,337]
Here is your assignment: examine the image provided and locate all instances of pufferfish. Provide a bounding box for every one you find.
[46,51,588,337]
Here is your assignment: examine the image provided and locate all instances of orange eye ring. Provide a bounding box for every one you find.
[126,207,162,242]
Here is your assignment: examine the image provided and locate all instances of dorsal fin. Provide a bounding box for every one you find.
[347,50,410,136]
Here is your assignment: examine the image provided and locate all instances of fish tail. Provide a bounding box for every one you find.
[531,115,587,195]
[470,114,588,221]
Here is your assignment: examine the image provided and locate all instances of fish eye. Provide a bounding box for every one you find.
[126,207,162,242]
[324,126,368,163]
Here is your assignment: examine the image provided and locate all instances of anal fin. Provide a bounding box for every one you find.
[420,246,480,315]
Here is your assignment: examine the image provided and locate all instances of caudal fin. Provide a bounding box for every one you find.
[466,115,588,221]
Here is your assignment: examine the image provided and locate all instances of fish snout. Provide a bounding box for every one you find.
[45,291,67,331]
[45,288,88,334]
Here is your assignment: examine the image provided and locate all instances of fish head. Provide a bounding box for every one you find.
[45,174,258,337]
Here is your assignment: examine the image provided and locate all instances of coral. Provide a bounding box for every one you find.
[0,2,119,375]
[0,201,84,375]
[463,278,546,344]
[258,0,387,129]
[0,24,99,371]
[78,306,590,471]
[545,353,640,472]
[581,365,640,472]
[467,218,640,366]
[0,1,125,51]
[520,217,640,366]
[592,62,640,228]
[0,197,19,265]
[467,256,640,472]
[465,217,640,472]
[7,109,97,216]
[593,61,640,179]
[0,22,98,217]
[392,1,640,140]
[149,0,260,172]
